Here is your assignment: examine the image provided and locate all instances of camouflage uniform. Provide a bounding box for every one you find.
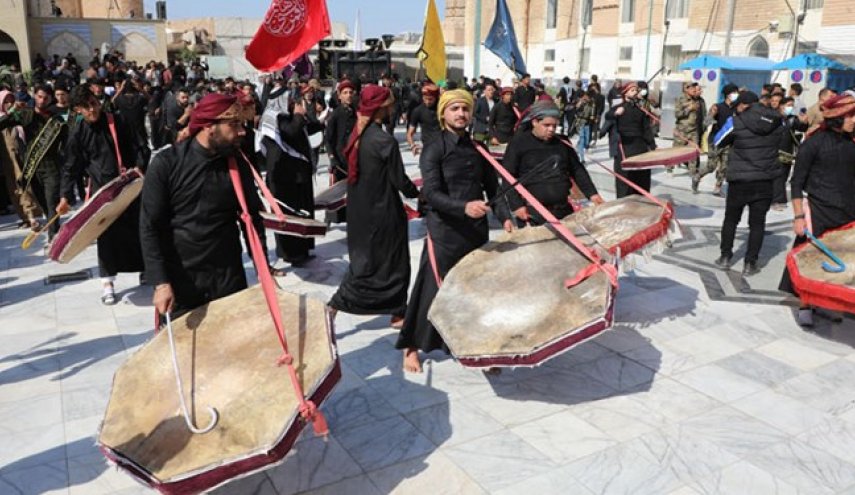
[708,144,730,188]
[674,93,711,178]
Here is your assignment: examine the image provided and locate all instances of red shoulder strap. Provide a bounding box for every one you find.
[239,151,285,221]
[226,157,328,436]
[105,113,126,174]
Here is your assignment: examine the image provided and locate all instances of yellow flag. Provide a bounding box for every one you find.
[417,0,447,84]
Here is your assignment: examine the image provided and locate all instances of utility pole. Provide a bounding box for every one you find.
[791,0,806,57]
[473,0,482,78]
[723,0,736,56]
[643,0,655,77]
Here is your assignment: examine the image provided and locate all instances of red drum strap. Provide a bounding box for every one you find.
[239,151,286,222]
[226,157,328,436]
[106,113,126,174]
[474,143,618,288]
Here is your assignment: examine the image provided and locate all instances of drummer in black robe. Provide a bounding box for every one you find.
[396,89,513,373]
[57,85,147,305]
[139,93,272,318]
[502,99,604,225]
[263,92,324,266]
[604,82,657,198]
[489,87,519,145]
[780,93,855,327]
[323,80,357,224]
[329,85,420,326]
[406,83,441,155]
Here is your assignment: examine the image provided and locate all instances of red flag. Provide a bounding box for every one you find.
[246,0,331,72]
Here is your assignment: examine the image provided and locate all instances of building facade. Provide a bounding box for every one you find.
[446,0,855,83]
[1,0,166,72]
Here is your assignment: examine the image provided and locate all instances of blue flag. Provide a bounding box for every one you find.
[484,0,527,75]
[713,116,734,148]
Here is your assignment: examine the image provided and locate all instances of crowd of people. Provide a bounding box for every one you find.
[1,47,853,369]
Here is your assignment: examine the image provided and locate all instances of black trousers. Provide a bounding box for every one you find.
[720,180,773,262]
[614,156,651,198]
[772,163,791,205]
[33,162,61,240]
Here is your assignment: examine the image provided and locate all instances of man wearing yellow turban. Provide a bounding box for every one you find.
[396,87,513,373]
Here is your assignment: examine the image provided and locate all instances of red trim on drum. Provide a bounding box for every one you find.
[786,220,855,314]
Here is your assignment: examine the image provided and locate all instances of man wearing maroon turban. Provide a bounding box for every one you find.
[329,85,420,327]
[139,93,273,318]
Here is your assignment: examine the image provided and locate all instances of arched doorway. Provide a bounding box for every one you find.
[0,30,21,68]
[748,36,769,59]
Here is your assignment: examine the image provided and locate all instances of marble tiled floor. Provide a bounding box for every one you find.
[2,137,855,494]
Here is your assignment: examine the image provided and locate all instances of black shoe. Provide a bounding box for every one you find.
[288,254,316,267]
[742,261,760,276]
[139,273,148,286]
[714,255,733,270]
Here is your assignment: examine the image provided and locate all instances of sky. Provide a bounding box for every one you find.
[144,0,446,38]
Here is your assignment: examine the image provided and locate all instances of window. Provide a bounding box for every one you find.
[621,0,635,23]
[619,46,633,60]
[804,0,823,9]
[545,49,556,62]
[665,0,690,19]
[547,0,558,29]
[748,36,769,58]
[581,0,593,27]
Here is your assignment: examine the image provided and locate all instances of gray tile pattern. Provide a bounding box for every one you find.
[2,139,855,494]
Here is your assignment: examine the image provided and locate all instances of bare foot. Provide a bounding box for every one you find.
[402,348,422,373]
[390,315,404,329]
[482,367,502,376]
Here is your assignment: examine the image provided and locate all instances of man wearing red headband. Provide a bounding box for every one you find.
[781,92,855,326]
[329,85,420,328]
[604,81,657,197]
[406,83,441,155]
[139,93,272,318]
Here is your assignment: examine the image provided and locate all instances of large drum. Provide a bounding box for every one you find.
[621,147,700,170]
[313,180,348,211]
[49,170,143,263]
[428,196,675,368]
[786,222,855,314]
[98,286,340,494]
[261,212,327,238]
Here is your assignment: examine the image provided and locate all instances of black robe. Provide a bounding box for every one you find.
[61,112,147,277]
[779,130,855,294]
[489,102,518,143]
[396,130,505,353]
[324,103,356,223]
[502,130,599,224]
[139,139,267,317]
[605,101,656,198]
[329,123,419,316]
[265,112,323,261]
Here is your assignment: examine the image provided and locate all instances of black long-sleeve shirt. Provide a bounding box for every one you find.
[324,104,356,164]
[502,130,598,222]
[489,102,518,143]
[790,130,855,215]
[139,139,268,314]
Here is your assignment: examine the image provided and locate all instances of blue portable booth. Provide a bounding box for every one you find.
[772,53,855,108]
[678,55,776,102]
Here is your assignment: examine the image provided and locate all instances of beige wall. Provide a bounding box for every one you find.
[1,1,33,71]
[822,0,855,26]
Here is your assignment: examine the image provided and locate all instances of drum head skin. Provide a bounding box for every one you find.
[98,286,340,494]
[787,221,855,313]
[49,170,143,263]
[621,147,700,170]
[429,223,615,367]
[428,196,673,368]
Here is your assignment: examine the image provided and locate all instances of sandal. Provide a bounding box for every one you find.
[101,288,117,306]
[269,266,287,277]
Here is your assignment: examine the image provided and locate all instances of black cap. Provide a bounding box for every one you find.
[735,91,759,106]
[721,83,739,96]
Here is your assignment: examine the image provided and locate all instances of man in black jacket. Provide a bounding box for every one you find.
[514,73,536,112]
[713,91,783,276]
[472,81,496,143]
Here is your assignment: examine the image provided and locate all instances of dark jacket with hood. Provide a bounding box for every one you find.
[718,104,783,182]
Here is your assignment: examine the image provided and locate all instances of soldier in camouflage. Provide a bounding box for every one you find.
[674,82,707,190]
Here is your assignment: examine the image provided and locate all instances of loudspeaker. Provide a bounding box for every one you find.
[156,1,167,19]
